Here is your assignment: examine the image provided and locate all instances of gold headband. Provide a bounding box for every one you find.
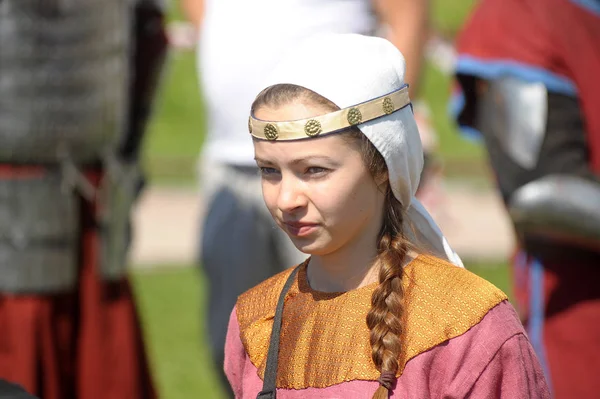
[249,86,410,141]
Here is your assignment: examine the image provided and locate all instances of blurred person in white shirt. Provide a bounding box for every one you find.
[182,1,430,395]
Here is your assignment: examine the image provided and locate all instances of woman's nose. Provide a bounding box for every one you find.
[277,175,307,212]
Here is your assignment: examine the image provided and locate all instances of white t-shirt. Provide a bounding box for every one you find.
[198,0,376,165]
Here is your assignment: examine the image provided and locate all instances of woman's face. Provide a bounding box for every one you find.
[253,101,386,256]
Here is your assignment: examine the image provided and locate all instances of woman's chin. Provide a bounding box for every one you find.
[289,238,334,256]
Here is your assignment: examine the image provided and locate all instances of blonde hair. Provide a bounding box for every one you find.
[252,84,412,398]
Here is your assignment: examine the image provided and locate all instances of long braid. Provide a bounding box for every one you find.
[366,186,410,399]
[342,114,410,399]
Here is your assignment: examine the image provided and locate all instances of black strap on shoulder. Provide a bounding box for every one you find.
[256,266,300,399]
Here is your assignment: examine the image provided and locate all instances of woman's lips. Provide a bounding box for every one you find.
[283,221,319,237]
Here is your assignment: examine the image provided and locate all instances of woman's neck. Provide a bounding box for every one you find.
[307,253,378,293]
[307,224,381,293]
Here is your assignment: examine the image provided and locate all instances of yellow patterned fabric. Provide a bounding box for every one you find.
[236,255,508,389]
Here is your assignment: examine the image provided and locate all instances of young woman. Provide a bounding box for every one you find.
[224,34,550,399]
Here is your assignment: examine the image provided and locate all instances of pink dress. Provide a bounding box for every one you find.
[225,258,551,398]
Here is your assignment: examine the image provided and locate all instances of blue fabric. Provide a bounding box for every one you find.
[449,91,483,141]
[529,258,554,394]
[569,0,600,16]
[455,56,578,96]
[451,55,577,140]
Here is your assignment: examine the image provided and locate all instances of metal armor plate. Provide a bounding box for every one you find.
[0,174,79,293]
[509,175,600,250]
[0,0,130,164]
[477,77,548,170]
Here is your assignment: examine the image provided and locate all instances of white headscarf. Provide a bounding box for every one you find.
[263,33,463,267]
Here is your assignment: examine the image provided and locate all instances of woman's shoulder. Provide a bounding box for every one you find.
[235,265,299,328]
[398,301,549,398]
[407,255,508,302]
[404,255,509,323]
[400,255,510,367]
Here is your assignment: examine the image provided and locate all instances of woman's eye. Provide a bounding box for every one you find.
[306,167,328,175]
[259,167,279,176]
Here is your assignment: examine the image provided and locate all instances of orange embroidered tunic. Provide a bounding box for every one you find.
[225,255,550,398]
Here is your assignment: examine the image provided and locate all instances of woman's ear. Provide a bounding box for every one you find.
[375,171,389,190]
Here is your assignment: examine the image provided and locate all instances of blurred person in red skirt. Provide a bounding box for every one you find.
[0,0,167,397]
[452,0,600,397]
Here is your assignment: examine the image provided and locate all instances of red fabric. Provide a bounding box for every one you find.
[0,170,156,399]
[458,2,600,396]
[456,0,600,173]
[512,254,600,399]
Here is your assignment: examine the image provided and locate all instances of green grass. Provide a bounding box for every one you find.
[142,0,485,186]
[141,50,205,186]
[132,260,509,398]
[431,0,478,38]
[466,261,512,298]
[166,0,186,22]
[420,60,486,178]
[132,266,227,399]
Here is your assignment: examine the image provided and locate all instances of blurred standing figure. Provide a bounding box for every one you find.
[182,0,430,394]
[453,0,600,397]
[0,1,167,398]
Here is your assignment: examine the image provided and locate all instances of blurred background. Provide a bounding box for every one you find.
[129,0,514,397]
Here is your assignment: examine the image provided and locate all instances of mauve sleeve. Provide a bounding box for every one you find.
[224,307,246,398]
[465,333,551,398]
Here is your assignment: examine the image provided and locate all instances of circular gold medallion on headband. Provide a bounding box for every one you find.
[264,123,278,140]
[383,97,394,115]
[304,119,322,137]
[347,108,362,125]
[248,117,253,133]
